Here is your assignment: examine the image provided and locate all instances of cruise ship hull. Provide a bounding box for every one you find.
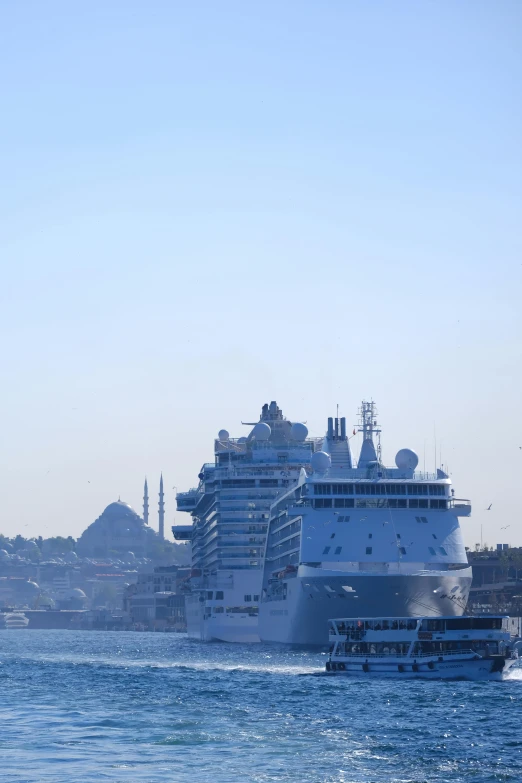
[259,568,473,646]
[185,593,260,643]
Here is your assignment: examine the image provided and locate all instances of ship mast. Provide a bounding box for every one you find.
[356,400,382,464]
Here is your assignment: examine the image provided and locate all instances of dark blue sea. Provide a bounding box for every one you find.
[1,631,521,783]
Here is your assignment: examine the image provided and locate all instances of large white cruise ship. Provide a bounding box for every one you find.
[174,402,320,642]
[258,402,473,645]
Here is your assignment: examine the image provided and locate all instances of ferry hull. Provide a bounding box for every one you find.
[325,657,518,681]
[259,569,473,646]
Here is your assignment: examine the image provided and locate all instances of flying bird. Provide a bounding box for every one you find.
[486,504,492,511]
[500,525,510,530]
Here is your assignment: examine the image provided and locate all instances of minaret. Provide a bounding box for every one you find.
[158,473,165,540]
[143,477,149,526]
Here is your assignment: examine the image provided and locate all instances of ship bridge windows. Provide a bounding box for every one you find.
[428,547,436,555]
[429,485,446,496]
[313,499,333,508]
[322,546,331,555]
[215,591,224,600]
[336,515,350,522]
[385,484,407,495]
[356,484,387,495]
[222,479,256,488]
[388,499,407,509]
[365,547,373,555]
[409,499,428,509]
[314,484,354,495]
[430,499,447,509]
[439,547,448,556]
[260,479,279,487]
[334,498,354,508]
[334,546,342,554]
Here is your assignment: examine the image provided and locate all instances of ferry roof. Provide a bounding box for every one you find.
[329,615,508,622]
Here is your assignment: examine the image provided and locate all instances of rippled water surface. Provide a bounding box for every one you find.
[1,631,522,783]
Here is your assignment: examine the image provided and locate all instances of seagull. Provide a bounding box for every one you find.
[500,525,510,530]
[486,504,492,511]
[359,517,367,522]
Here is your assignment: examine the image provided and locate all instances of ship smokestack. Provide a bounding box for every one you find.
[327,417,333,439]
[340,417,346,440]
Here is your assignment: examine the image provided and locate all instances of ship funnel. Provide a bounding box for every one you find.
[340,417,346,440]
[327,417,333,439]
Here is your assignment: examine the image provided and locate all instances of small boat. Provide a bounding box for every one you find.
[325,615,521,680]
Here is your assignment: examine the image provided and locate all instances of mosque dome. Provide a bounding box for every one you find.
[68,588,87,599]
[101,501,140,519]
[77,497,157,559]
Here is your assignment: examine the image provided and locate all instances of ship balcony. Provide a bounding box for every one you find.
[171,525,192,541]
[449,499,471,517]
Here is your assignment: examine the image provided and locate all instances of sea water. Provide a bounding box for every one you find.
[0,630,521,783]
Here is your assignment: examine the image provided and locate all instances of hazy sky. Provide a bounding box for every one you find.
[0,1,520,548]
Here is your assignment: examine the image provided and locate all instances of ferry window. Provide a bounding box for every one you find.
[400,547,407,555]
[365,547,372,555]
[356,500,367,508]
[398,499,407,508]
[244,595,252,602]
[322,546,331,555]
[396,533,401,539]
[430,499,446,509]
[410,499,419,508]
[439,547,448,556]
[432,534,437,539]
[368,533,372,539]
[428,547,436,555]
[260,479,278,487]
[207,591,213,599]
[429,484,445,496]
[334,547,342,555]
[216,591,224,600]
[253,595,259,602]
[418,499,428,508]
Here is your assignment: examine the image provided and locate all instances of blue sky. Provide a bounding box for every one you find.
[0,1,520,547]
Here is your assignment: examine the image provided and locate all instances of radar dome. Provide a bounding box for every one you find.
[290,422,308,441]
[237,437,247,444]
[395,449,419,471]
[311,451,331,472]
[218,429,229,441]
[252,422,271,441]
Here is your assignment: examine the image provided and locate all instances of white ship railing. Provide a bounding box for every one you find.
[331,649,479,659]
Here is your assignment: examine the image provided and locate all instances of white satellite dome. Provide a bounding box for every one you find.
[252,422,271,441]
[311,451,331,472]
[218,429,229,441]
[237,437,247,444]
[395,448,419,471]
[290,422,308,441]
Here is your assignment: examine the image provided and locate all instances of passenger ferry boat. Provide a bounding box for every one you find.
[258,402,473,645]
[326,615,521,680]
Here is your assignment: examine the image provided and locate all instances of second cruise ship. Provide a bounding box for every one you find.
[258,403,473,645]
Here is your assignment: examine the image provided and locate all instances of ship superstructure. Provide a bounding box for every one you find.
[174,402,320,642]
[258,402,473,645]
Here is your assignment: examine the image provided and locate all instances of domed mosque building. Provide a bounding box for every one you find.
[77,477,166,559]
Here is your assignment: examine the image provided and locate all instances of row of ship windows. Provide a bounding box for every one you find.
[313,484,446,496]
[321,545,448,556]
[205,591,260,602]
[313,498,447,509]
